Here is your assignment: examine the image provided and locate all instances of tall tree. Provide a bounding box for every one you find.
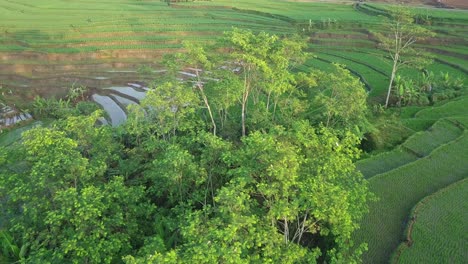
[128,81,198,141]
[309,64,369,135]
[374,6,434,108]
[175,42,218,136]
[224,28,305,136]
[124,122,372,263]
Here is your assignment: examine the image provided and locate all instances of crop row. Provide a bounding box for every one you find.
[354,129,468,263]
[313,52,389,98]
[357,118,463,178]
[395,178,467,263]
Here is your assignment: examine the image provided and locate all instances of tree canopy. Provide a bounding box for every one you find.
[373,6,435,108]
[0,29,372,264]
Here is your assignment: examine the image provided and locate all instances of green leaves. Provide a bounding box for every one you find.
[145,143,202,205]
[1,28,373,264]
[0,112,155,263]
[138,81,199,140]
[310,64,370,136]
[375,5,435,107]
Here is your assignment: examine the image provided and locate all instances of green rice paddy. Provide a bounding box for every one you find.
[395,178,468,263]
[0,1,467,263]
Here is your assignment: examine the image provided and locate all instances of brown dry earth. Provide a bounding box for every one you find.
[0,49,171,107]
[367,0,468,8]
[443,0,468,9]
[292,0,468,8]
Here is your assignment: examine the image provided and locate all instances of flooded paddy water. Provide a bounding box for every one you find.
[0,50,167,128]
[92,84,151,126]
[1,49,226,128]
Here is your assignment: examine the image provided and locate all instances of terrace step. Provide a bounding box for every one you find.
[391,177,468,263]
[357,118,464,178]
[414,95,468,119]
[0,104,33,129]
[354,130,468,264]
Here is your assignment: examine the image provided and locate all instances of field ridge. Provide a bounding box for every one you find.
[357,118,464,178]
[355,128,468,263]
[390,177,468,263]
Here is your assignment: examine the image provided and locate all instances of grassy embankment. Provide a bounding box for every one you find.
[392,178,468,263]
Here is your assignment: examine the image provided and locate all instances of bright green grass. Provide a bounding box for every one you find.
[420,44,468,57]
[403,119,463,156]
[0,120,42,147]
[401,96,468,131]
[177,0,382,22]
[298,56,336,73]
[356,148,417,178]
[354,129,468,263]
[314,52,389,97]
[435,56,468,73]
[416,96,468,120]
[356,119,463,178]
[0,0,300,53]
[367,3,468,21]
[396,178,468,263]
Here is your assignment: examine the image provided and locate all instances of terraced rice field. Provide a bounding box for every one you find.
[393,178,468,263]
[355,130,468,263]
[90,82,150,126]
[356,119,464,178]
[353,96,468,263]
[1,0,467,105]
[0,1,467,262]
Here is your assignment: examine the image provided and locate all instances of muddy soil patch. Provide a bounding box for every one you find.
[0,49,178,63]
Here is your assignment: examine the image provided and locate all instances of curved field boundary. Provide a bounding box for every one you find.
[363,3,468,23]
[314,52,390,97]
[357,118,464,178]
[415,96,468,119]
[403,119,464,156]
[318,51,388,76]
[402,96,468,131]
[357,148,418,179]
[423,47,468,60]
[354,3,388,18]
[170,1,300,26]
[313,56,372,91]
[391,178,468,264]
[354,129,468,263]
[434,58,468,74]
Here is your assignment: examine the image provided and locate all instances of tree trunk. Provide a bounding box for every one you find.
[266,90,272,111]
[202,90,216,136]
[385,56,399,108]
[242,93,247,137]
[195,70,217,136]
[241,66,250,137]
[284,217,289,244]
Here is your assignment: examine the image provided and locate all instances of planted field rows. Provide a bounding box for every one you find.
[354,129,468,263]
[415,96,468,120]
[2,0,467,107]
[394,178,468,263]
[357,119,463,178]
[354,93,468,263]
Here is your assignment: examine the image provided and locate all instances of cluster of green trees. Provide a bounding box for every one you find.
[392,71,465,107]
[1,29,373,263]
[376,6,462,107]
[373,6,435,108]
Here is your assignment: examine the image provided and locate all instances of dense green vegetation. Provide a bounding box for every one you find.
[1,1,467,263]
[1,29,374,263]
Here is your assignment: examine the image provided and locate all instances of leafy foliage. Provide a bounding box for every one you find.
[0,29,373,264]
[373,6,435,108]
